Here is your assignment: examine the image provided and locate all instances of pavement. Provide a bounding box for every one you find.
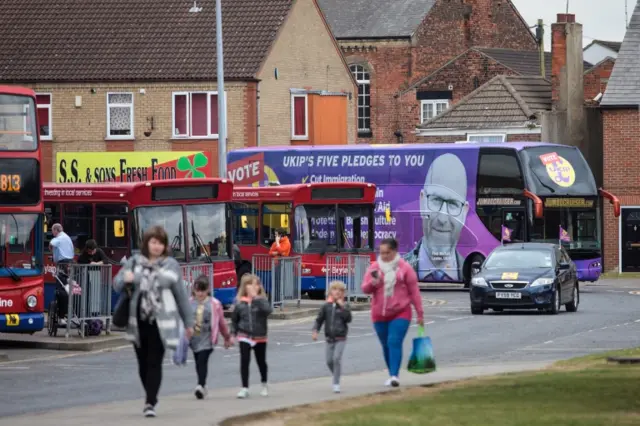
[1,278,639,421]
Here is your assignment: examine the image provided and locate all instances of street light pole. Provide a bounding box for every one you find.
[215,0,227,178]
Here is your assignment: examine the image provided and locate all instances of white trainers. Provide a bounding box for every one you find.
[390,376,400,387]
[260,384,269,397]
[384,378,393,387]
[194,385,205,399]
[237,388,249,399]
[143,404,156,417]
[333,384,341,393]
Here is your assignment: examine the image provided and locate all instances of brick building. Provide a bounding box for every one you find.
[318,0,538,144]
[0,0,356,182]
[600,0,640,273]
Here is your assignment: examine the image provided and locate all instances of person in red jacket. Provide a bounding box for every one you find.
[361,237,424,388]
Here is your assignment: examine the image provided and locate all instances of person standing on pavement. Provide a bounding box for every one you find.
[312,280,352,393]
[231,273,273,399]
[269,228,291,301]
[361,237,424,388]
[113,225,194,418]
[49,223,75,324]
[189,275,234,400]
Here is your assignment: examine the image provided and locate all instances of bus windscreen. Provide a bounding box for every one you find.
[0,159,40,205]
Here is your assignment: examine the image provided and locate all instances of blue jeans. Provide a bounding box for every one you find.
[373,318,411,377]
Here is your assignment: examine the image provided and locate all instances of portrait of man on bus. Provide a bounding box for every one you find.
[403,153,469,282]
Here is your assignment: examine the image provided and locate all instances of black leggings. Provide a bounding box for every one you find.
[134,319,165,406]
[240,341,267,388]
[194,349,213,386]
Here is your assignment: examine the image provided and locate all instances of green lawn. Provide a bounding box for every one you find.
[307,350,640,426]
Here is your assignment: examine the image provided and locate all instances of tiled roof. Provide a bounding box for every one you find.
[317,0,436,39]
[600,1,640,106]
[0,0,293,82]
[586,40,623,52]
[417,75,552,130]
[477,48,593,79]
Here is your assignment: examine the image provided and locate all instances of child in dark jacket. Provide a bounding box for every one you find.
[312,280,352,393]
[231,273,272,399]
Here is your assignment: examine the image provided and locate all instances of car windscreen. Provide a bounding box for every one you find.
[484,249,553,269]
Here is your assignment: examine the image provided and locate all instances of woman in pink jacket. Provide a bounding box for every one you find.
[361,238,424,387]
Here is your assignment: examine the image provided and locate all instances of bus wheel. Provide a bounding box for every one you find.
[464,254,485,289]
[236,263,252,288]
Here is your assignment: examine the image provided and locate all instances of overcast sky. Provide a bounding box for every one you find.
[511,0,631,50]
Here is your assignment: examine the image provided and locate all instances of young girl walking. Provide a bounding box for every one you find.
[189,275,233,399]
[231,274,273,398]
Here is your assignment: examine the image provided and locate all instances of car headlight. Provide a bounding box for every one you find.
[471,277,488,287]
[26,295,37,308]
[531,278,554,287]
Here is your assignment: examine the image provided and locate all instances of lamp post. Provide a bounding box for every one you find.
[215,0,227,178]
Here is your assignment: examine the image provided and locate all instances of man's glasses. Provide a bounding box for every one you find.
[426,195,465,216]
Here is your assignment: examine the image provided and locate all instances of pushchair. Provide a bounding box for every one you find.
[47,263,101,337]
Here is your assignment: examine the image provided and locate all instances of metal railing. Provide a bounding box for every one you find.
[63,264,113,338]
[181,263,214,295]
[251,254,301,310]
[325,254,372,302]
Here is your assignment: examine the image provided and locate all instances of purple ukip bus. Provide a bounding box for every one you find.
[227,142,620,287]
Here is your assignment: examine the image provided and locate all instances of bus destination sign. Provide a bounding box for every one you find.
[0,174,21,193]
[544,198,594,208]
[0,159,40,205]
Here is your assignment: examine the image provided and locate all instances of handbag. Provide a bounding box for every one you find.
[111,287,131,328]
[407,326,436,374]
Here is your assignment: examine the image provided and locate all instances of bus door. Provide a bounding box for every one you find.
[502,208,526,243]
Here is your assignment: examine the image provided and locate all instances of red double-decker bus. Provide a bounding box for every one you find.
[43,178,238,306]
[0,86,45,333]
[231,182,376,299]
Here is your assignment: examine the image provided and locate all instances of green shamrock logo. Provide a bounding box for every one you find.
[176,153,209,178]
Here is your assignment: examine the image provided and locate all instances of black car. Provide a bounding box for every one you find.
[469,243,579,315]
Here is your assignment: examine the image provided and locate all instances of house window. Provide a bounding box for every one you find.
[420,99,449,123]
[107,93,133,138]
[291,94,308,140]
[349,64,371,134]
[172,92,221,138]
[467,134,506,143]
[36,94,52,140]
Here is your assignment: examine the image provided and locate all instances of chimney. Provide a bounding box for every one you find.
[550,13,585,150]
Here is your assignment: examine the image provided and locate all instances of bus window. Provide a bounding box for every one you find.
[185,203,229,260]
[261,204,290,247]
[338,204,373,251]
[96,203,128,261]
[295,205,337,252]
[63,204,93,254]
[44,203,61,253]
[231,202,258,245]
[133,205,185,261]
[477,149,524,195]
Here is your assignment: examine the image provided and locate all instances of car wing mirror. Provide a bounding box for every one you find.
[558,262,570,270]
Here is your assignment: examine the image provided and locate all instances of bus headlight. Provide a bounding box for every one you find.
[26,295,37,308]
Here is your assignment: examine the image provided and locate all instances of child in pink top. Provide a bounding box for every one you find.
[362,238,424,387]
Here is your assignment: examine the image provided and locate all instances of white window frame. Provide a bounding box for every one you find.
[290,94,308,140]
[466,133,506,143]
[349,64,371,133]
[35,93,52,140]
[420,99,449,124]
[106,92,134,140]
[171,91,224,139]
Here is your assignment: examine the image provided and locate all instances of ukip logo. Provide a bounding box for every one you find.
[539,152,576,188]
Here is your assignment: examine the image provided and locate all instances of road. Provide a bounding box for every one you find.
[1,280,640,418]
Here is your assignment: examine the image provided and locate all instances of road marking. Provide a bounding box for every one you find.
[629,291,640,295]
[543,340,554,344]
[635,319,640,323]
[0,366,30,370]
[447,317,469,322]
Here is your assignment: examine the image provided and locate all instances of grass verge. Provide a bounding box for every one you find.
[255,348,640,426]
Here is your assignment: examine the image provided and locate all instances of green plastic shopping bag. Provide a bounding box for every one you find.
[407,326,436,374]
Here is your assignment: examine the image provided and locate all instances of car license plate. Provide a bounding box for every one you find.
[495,292,521,299]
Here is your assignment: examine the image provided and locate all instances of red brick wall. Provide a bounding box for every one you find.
[396,50,517,144]
[584,58,615,104]
[603,108,640,272]
[341,0,538,145]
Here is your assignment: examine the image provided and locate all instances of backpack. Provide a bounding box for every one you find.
[85,319,104,336]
